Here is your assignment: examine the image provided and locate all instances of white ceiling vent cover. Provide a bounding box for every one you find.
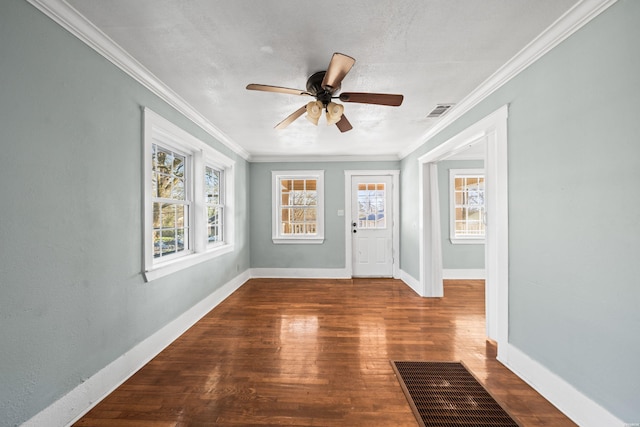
[427,104,455,118]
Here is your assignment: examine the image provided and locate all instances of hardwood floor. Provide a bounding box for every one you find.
[75,278,576,426]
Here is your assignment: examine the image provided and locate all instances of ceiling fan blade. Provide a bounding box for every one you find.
[274,105,307,130]
[321,53,355,92]
[335,114,353,133]
[246,84,311,96]
[339,92,404,107]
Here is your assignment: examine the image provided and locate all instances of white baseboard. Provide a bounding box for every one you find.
[250,267,350,279]
[24,270,251,427]
[443,268,486,279]
[399,270,422,296]
[499,343,625,427]
[29,269,625,427]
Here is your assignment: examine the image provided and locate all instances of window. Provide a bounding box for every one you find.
[205,165,223,244]
[152,145,190,260]
[272,171,324,244]
[450,169,485,244]
[144,108,234,281]
[357,183,387,229]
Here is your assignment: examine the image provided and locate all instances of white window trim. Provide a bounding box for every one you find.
[143,108,234,282]
[272,170,324,245]
[449,168,485,245]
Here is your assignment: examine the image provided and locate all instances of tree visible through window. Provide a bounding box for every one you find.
[357,183,386,229]
[144,108,234,281]
[272,171,324,244]
[152,144,189,259]
[280,178,317,235]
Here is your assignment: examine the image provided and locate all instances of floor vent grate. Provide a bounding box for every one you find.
[391,361,519,427]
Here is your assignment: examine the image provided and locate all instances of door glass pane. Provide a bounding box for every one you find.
[358,183,386,229]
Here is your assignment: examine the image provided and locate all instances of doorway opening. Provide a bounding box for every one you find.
[344,170,400,279]
[418,105,508,356]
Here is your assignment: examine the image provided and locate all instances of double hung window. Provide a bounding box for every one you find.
[144,108,234,281]
[152,145,190,260]
[450,169,485,244]
[272,171,324,244]
[205,166,223,244]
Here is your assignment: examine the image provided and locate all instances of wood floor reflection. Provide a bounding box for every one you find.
[75,278,576,426]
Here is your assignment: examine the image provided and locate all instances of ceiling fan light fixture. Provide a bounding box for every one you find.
[325,102,344,125]
[246,52,404,132]
[305,100,323,125]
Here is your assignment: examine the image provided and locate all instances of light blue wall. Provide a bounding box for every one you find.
[0,1,249,425]
[250,161,400,269]
[3,0,639,424]
[401,0,639,421]
[437,160,485,270]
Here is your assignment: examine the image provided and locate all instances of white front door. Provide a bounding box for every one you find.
[351,175,394,277]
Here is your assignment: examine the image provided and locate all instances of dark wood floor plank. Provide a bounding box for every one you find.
[75,278,575,426]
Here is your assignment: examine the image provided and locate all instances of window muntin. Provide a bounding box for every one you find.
[144,108,234,281]
[272,171,324,244]
[450,169,485,244]
[357,183,386,229]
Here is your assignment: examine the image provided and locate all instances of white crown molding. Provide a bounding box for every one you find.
[250,154,401,163]
[398,0,619,159]
[26,0,251,161]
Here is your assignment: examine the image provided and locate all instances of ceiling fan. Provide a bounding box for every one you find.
[246,53,404,133]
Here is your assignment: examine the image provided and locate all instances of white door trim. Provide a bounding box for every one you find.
[344,170,400,279]
[417,105,508,351]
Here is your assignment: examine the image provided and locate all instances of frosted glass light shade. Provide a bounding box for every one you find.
[305,101,323,125]
[326,102,344,125]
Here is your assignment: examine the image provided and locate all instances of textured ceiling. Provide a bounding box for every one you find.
[65,0,578,159]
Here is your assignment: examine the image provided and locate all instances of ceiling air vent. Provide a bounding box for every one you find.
[427,103,454,118]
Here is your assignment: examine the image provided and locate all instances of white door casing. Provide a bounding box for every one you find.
[417,105,508,352]
[344,170,400,279]
[351,175,393,277]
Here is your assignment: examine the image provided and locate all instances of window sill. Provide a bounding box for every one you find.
[450,238,485,245]
[272,237,324,245]
[144,243,234,282]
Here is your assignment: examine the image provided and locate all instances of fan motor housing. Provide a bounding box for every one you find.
[306,71,337,105]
